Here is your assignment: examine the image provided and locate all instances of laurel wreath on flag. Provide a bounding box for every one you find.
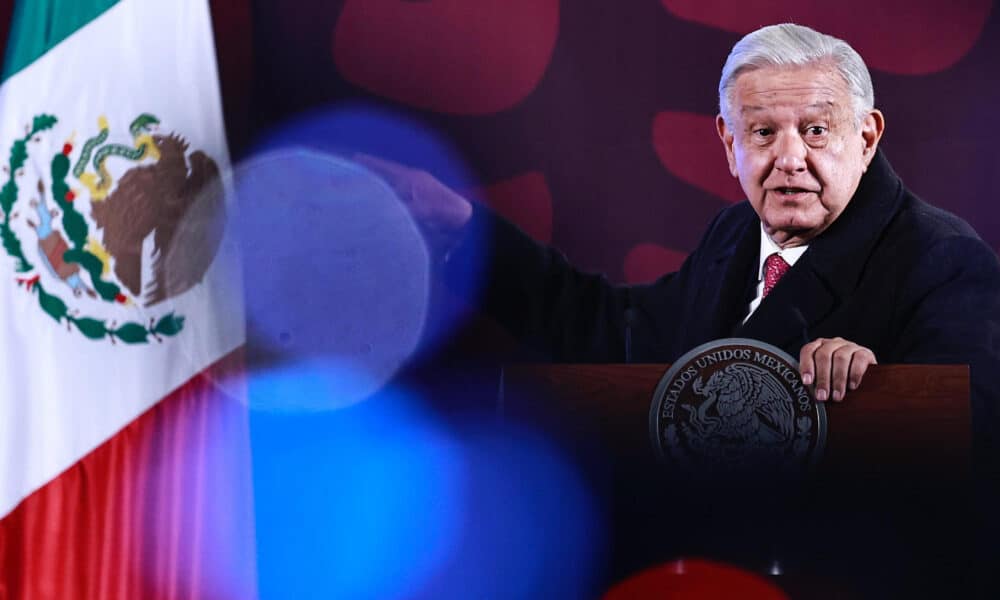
[0,114,184,344]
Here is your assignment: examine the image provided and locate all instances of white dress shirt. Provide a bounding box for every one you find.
[744,223,809,322]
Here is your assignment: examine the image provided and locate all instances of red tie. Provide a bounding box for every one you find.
[763,253,790,298]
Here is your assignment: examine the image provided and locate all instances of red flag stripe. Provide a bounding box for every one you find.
[0,349,256,600]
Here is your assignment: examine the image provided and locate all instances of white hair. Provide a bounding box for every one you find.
[718,23,874,126]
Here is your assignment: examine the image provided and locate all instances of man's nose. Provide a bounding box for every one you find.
[773,132,807,174]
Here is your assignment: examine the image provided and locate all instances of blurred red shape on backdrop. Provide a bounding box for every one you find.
[333,0,559,115]
[661,0,990,75]
[603,558,790,600]
[471,172,553,243]
[652,111,745,204]
[623,243,688,284]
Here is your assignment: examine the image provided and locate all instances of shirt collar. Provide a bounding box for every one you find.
[756,222,808,280]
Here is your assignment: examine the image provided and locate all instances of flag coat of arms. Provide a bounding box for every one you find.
[0,1,255,597]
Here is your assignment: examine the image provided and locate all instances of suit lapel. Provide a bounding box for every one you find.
[699,218,759,340]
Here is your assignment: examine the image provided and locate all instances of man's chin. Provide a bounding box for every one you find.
[764,222,819,246]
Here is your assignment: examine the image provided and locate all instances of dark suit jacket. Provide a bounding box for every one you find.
[448,149,1000,453]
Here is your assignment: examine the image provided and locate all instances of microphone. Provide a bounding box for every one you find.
[624,307,638,364]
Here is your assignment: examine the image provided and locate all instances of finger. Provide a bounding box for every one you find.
[353,153,414,181]
[353,154,428,211]
[829,345,855,402]
[847,348,877,391]
[353,152,400,170]
[811,339,847,402]
[798,339,823,385]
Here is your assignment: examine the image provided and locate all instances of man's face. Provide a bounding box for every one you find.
[717,64,884,247]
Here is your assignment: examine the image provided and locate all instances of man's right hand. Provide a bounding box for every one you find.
[355,154,473,257]
[798,336,877,403]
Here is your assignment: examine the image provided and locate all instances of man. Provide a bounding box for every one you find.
[364,24,1000,420]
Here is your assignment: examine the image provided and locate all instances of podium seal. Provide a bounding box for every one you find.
[649,338,826,476]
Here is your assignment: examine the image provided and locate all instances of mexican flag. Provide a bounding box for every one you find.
[0,1,255,598]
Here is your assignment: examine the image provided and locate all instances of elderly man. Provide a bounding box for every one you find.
[366,24,1000,420]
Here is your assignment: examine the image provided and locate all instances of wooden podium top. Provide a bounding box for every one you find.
[503,363,971,476]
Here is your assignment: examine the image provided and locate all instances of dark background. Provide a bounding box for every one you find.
[2,2,996,597]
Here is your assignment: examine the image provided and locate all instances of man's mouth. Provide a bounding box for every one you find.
[773,187,814,195]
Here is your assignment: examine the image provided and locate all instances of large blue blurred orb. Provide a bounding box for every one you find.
[250,103,489,361]
[250,384,464,599]
[251,388,605,600]
[232,149,430,410]
[415,422,607,599]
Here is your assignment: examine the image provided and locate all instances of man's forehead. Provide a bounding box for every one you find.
[732,66,853,119]
[740,100,837,115]
[735,65,848,100]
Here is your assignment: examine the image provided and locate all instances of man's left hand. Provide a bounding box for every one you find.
[799,337,877,402]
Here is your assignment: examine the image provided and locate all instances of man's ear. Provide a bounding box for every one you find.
[716,114,738,177]
[860,109,885,169]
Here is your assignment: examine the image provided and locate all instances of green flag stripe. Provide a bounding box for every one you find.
[1,0,120,83]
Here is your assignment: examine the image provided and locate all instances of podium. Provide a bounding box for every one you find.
[501,364,974,597]
[502,364,970,474]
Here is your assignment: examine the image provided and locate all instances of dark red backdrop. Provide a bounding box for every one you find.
[2,1,995,282]
[245,0,1000,286]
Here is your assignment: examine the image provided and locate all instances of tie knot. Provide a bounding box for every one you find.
[763,253,790,298]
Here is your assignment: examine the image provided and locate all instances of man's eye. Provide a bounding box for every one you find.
[805,126,827,136]
[753,128,773,137]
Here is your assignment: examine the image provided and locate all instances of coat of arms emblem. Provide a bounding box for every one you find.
[0,113,225,343]
[649,338,827,477]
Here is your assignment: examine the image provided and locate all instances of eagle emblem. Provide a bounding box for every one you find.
[649,339,826,476]
[0,113,226,343]
[685,364,796,469]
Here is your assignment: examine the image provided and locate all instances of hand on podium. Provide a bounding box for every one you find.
[798,337,877,402]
